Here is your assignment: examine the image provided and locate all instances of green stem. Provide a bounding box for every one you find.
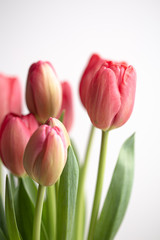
[0,160,2,197]
[74,125,95,240]
[46,185,56,240]
[55,178,59,206]
[87,130,109,240]
[32,184,45,240]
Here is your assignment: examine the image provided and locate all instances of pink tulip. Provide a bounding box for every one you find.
[0,113,39,176]
[23,118,70,186]
[79,54,105,108]
[0,74,21,127]
[85,61,136,130]
[57,81,74,131]
[26,61,62,123]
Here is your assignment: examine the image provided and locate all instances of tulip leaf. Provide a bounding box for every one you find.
[9,173,16,194]
[0,196,8,239]
[22,176,37,205]
[59,110,65,123]
[0,228,8,240]
[14,178,34,240]
[43,186,56,240]
[71,139,80,167]
[57,146,79,240]
[14,178,48,240]
[94,133,135,240]
[5,176,21,240]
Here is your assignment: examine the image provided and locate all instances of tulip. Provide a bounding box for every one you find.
[23,118,70,186]
[79,54,105,108]
[0,74,21,127]
[0,113,39,176]
[26,61,62,123]
[85,61,136,131]
[57,81,74,131]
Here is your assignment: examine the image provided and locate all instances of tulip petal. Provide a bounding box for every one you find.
[79,54,104,107]
[86,66,121,130]
[57,81,74,132]
[0,74,21,126]
[23,118,69,186]
[33,130,65,186]
[0,117,28,176]
[23,125,50,179]
[26,62,62,123]
[112,66,136,128]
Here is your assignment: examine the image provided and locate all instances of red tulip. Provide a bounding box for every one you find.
[26,61,62,123]
[0,74,21,127]
[0,113,39,176]
[23,118,70,186]
[79,54,105,108]
[57,81,74,131]
[85,61,136,130]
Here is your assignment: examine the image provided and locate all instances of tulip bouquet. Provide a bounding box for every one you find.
[0,54,136,240]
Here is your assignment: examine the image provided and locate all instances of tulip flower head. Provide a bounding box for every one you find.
[80,54,136,131]
[0,113,39,176]
[23,118,70,186]
[57,81,74,132]
[26,61,62,123]
[0,74,21,127]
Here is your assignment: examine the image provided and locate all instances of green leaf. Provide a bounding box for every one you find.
[44,186,56,240]
[9,173,16,194]
[15,178,48,240]
[57,146,79,240]
[0,195,8,239]
[71,139,80,167]
[14,178,34,240]
[94,133,135,240]
[22,176,37,205]
[5,176,21,240]
[59,110,65,123]
[0,228,8,240]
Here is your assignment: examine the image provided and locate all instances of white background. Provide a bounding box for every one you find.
[0,0,160,239]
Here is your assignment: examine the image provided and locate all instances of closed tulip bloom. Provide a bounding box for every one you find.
[86,61,136,131]
[0,113,39,176]
[26,61,62,123]
[23,118,70,186]
[79,54,105,108]
[57,81,74,131]
[0,74,21,127]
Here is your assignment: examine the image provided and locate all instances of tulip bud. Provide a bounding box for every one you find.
[57,81,74,131]
[0,113,39,176]
[26,61,62,123]
[0,74,21,127]
[85,61,136,131]
[23,118,70,186]
[79,54,105,107]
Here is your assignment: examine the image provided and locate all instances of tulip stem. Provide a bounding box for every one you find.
[46,185,56,240]
[32,184,45,240]
[87,130,109,240]
[74,125,95,240]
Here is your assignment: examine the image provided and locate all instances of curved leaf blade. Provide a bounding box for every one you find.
[5,176,21,240]
[57,146,79,240]
[0,228,7,240]
[14,178,34,240]
[22,176,37,205]
[0,195,8,239]
[94,133,135,240]
[14,178,48,240]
